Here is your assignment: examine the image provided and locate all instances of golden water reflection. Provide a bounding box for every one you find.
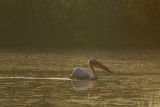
[0,77,159,106]
[0,49,160,106]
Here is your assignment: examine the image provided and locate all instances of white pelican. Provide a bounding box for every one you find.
[71,59,112,80]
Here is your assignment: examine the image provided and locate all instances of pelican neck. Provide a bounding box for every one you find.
[89,62,98,79]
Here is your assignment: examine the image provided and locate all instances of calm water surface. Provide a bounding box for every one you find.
[0,49,160,107]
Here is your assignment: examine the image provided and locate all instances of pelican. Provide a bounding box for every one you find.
[71,59,112,80]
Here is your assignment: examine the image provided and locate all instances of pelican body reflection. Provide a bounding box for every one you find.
[71,80,96,91]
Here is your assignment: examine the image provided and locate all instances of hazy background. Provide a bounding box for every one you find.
[0,0,160,48]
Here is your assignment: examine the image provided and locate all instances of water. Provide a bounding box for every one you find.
[0,49,160,106]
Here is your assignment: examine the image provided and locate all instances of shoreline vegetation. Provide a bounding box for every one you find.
[0,0,160,48]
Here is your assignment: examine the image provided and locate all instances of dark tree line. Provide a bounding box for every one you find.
[0,0,160,48]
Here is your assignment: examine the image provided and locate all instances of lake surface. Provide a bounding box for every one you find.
[0,49,160,107]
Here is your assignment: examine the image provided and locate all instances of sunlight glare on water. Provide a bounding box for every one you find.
[0,49,160,106]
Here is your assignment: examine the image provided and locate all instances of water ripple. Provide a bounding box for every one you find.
[0,76,72,80]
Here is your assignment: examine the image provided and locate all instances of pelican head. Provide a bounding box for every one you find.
[89,59,112,73]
